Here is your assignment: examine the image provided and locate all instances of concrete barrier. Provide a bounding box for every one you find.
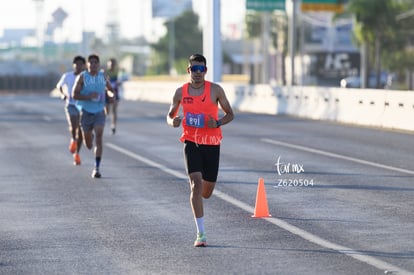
[108,81,414,132]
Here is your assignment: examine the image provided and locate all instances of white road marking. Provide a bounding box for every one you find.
[43,116,52,121]
[261,138,414,175]
[106,142,413,275]
[106,143,186,180]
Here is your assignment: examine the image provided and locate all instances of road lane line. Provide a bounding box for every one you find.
[106,142,413,275]
[106,143,187,180]
[261,138,414,175]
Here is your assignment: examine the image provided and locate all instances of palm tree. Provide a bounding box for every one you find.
[347,0,412,88]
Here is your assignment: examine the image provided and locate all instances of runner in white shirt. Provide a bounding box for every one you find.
[56,55,86,165]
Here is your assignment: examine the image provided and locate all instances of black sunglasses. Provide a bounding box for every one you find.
[189,65,207,72]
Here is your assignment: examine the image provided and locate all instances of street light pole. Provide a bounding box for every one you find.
[33,0,44,63]
[168,19,176,75]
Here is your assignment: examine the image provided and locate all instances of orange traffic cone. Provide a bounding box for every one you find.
[252,177,271,218]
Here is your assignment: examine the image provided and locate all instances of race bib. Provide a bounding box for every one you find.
[91,93,103,102]
[186,112,205,128]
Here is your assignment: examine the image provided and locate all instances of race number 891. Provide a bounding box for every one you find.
[276,179,314,187]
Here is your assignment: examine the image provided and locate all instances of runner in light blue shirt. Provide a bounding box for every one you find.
[73,54,115,178]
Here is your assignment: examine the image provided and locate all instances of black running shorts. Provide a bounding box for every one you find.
[183,140,220,182]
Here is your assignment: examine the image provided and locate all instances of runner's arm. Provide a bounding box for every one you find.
[166,88,182,128]
[215,85,234,127]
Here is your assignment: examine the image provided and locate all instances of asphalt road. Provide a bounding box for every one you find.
[1,94,413,275]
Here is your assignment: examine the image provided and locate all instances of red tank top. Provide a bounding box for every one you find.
[180,81,222,145]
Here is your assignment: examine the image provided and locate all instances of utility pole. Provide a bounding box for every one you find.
[203,0,222,82]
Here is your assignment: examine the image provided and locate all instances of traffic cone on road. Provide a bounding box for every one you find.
[252,177,271,218]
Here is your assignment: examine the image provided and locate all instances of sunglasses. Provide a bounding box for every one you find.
[189,65,207,72]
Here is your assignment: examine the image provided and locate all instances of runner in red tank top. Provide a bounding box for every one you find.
[167,54,234,247]
[180,80,222,145]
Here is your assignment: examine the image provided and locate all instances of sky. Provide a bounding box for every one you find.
[0,0,246,43]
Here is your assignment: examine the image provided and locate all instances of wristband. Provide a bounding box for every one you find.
[216,120,221,128]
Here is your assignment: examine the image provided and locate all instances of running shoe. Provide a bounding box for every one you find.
[69,140,77,154]
[73,154,81,166]
[91,168,101,178]
[194,232,207,247]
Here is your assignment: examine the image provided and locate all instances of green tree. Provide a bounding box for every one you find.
[347,0,413,88]
[149,10,202,75]
[245,11,287,52]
